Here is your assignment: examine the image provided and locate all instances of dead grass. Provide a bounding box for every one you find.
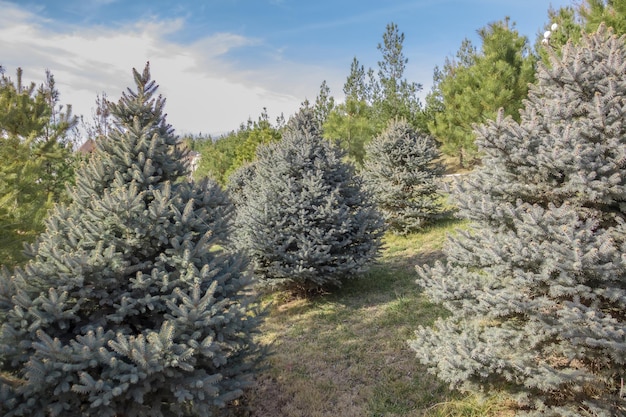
[241,218,513,417]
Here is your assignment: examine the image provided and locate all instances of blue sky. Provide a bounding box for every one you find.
[0,0,573,137]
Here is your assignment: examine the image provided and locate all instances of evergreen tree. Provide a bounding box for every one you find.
[343,57,369,103]
[82,92,113,142]
[225,162,256,208]
[427,18,535,167]
[324,58,376,167]
[193,111,283,186]
[227,108,282,179]
[324,22,425,166]
[0,68,77,267]
[373,23,425,131]
[538,0,626,62]
[0,64,263,417]
[40,69,80,146]
[323,98,378,166]
[581,0,626,35]
[312,80,335,130]
[362,119,444,235]
[234,109,384,293]
[536,6,584,62]
[193,130,246,186]
[410,26,626,415]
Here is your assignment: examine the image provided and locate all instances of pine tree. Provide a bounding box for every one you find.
[427,18,535,167]
[373,23,425,131]
[226,109,282,180]
[0,67,77,267]
[343,57,369,103]
[234,109,384,293]
[536,6,584,63]
[409,26,626,415]
[324,23,426,166]
[362,119,444,235]
[312,80,335,130]
[581,0,626,35]
[323,98,378,166]
[538,0,626,64]
[0,64,263,417]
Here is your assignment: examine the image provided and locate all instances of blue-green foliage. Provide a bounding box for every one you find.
[0,64,263,417]
[362,119,445,234]
[233,109,385,293]
[410,26,626,416]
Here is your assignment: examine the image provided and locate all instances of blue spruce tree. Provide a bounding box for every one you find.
[410,26,626,415]
[362,119,445,234]
[233,109,384,293]
[0,64,263,417]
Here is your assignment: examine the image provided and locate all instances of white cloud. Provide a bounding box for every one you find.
[0,1,327,137]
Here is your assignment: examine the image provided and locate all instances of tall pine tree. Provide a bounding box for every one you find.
[410,26,626,415]
[373,23,424,131]
[234,109,384,293]
[0,64,263,417]
[427,18,535,167]
[324,23,425,166]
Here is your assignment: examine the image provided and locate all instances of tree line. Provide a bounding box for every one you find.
[190,0,625,180]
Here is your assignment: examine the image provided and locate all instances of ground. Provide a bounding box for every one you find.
[237,218,516,417]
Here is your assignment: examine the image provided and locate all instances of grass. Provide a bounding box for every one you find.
[239,217,513,417]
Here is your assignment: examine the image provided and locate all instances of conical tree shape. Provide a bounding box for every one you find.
[362,119,445,234]
[0,64,263,417]
[410,26,626,415]
[233,109,385,293]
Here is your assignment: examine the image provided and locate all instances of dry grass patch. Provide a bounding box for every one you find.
[241,218,513,417]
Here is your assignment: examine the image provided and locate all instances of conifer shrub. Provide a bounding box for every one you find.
[226,162,256,208]
[362,119,445,234]
[409,26,626,416]
[233,109,385,293]
[0,64,264,417]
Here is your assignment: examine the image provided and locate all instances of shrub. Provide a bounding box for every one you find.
[362,118,445,234]
[234,109,385,293]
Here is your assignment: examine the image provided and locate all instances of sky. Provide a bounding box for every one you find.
[0,0,574,139]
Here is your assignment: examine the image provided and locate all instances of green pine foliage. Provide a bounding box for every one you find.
[427,18,536,167]
[362,119,445,235]
[226,109,282,180]
[323,23,425,167]
[233,109,385,293]
[0,68,77,267]
[0,64,264,417]
[323,98,378,166]
[410,26,626,415]
[373,23,425,132]
[581,0,626,36]
[193,111,283,186]
[312,80,335,129]
[193,131,246,186]
[536,6,584,62]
